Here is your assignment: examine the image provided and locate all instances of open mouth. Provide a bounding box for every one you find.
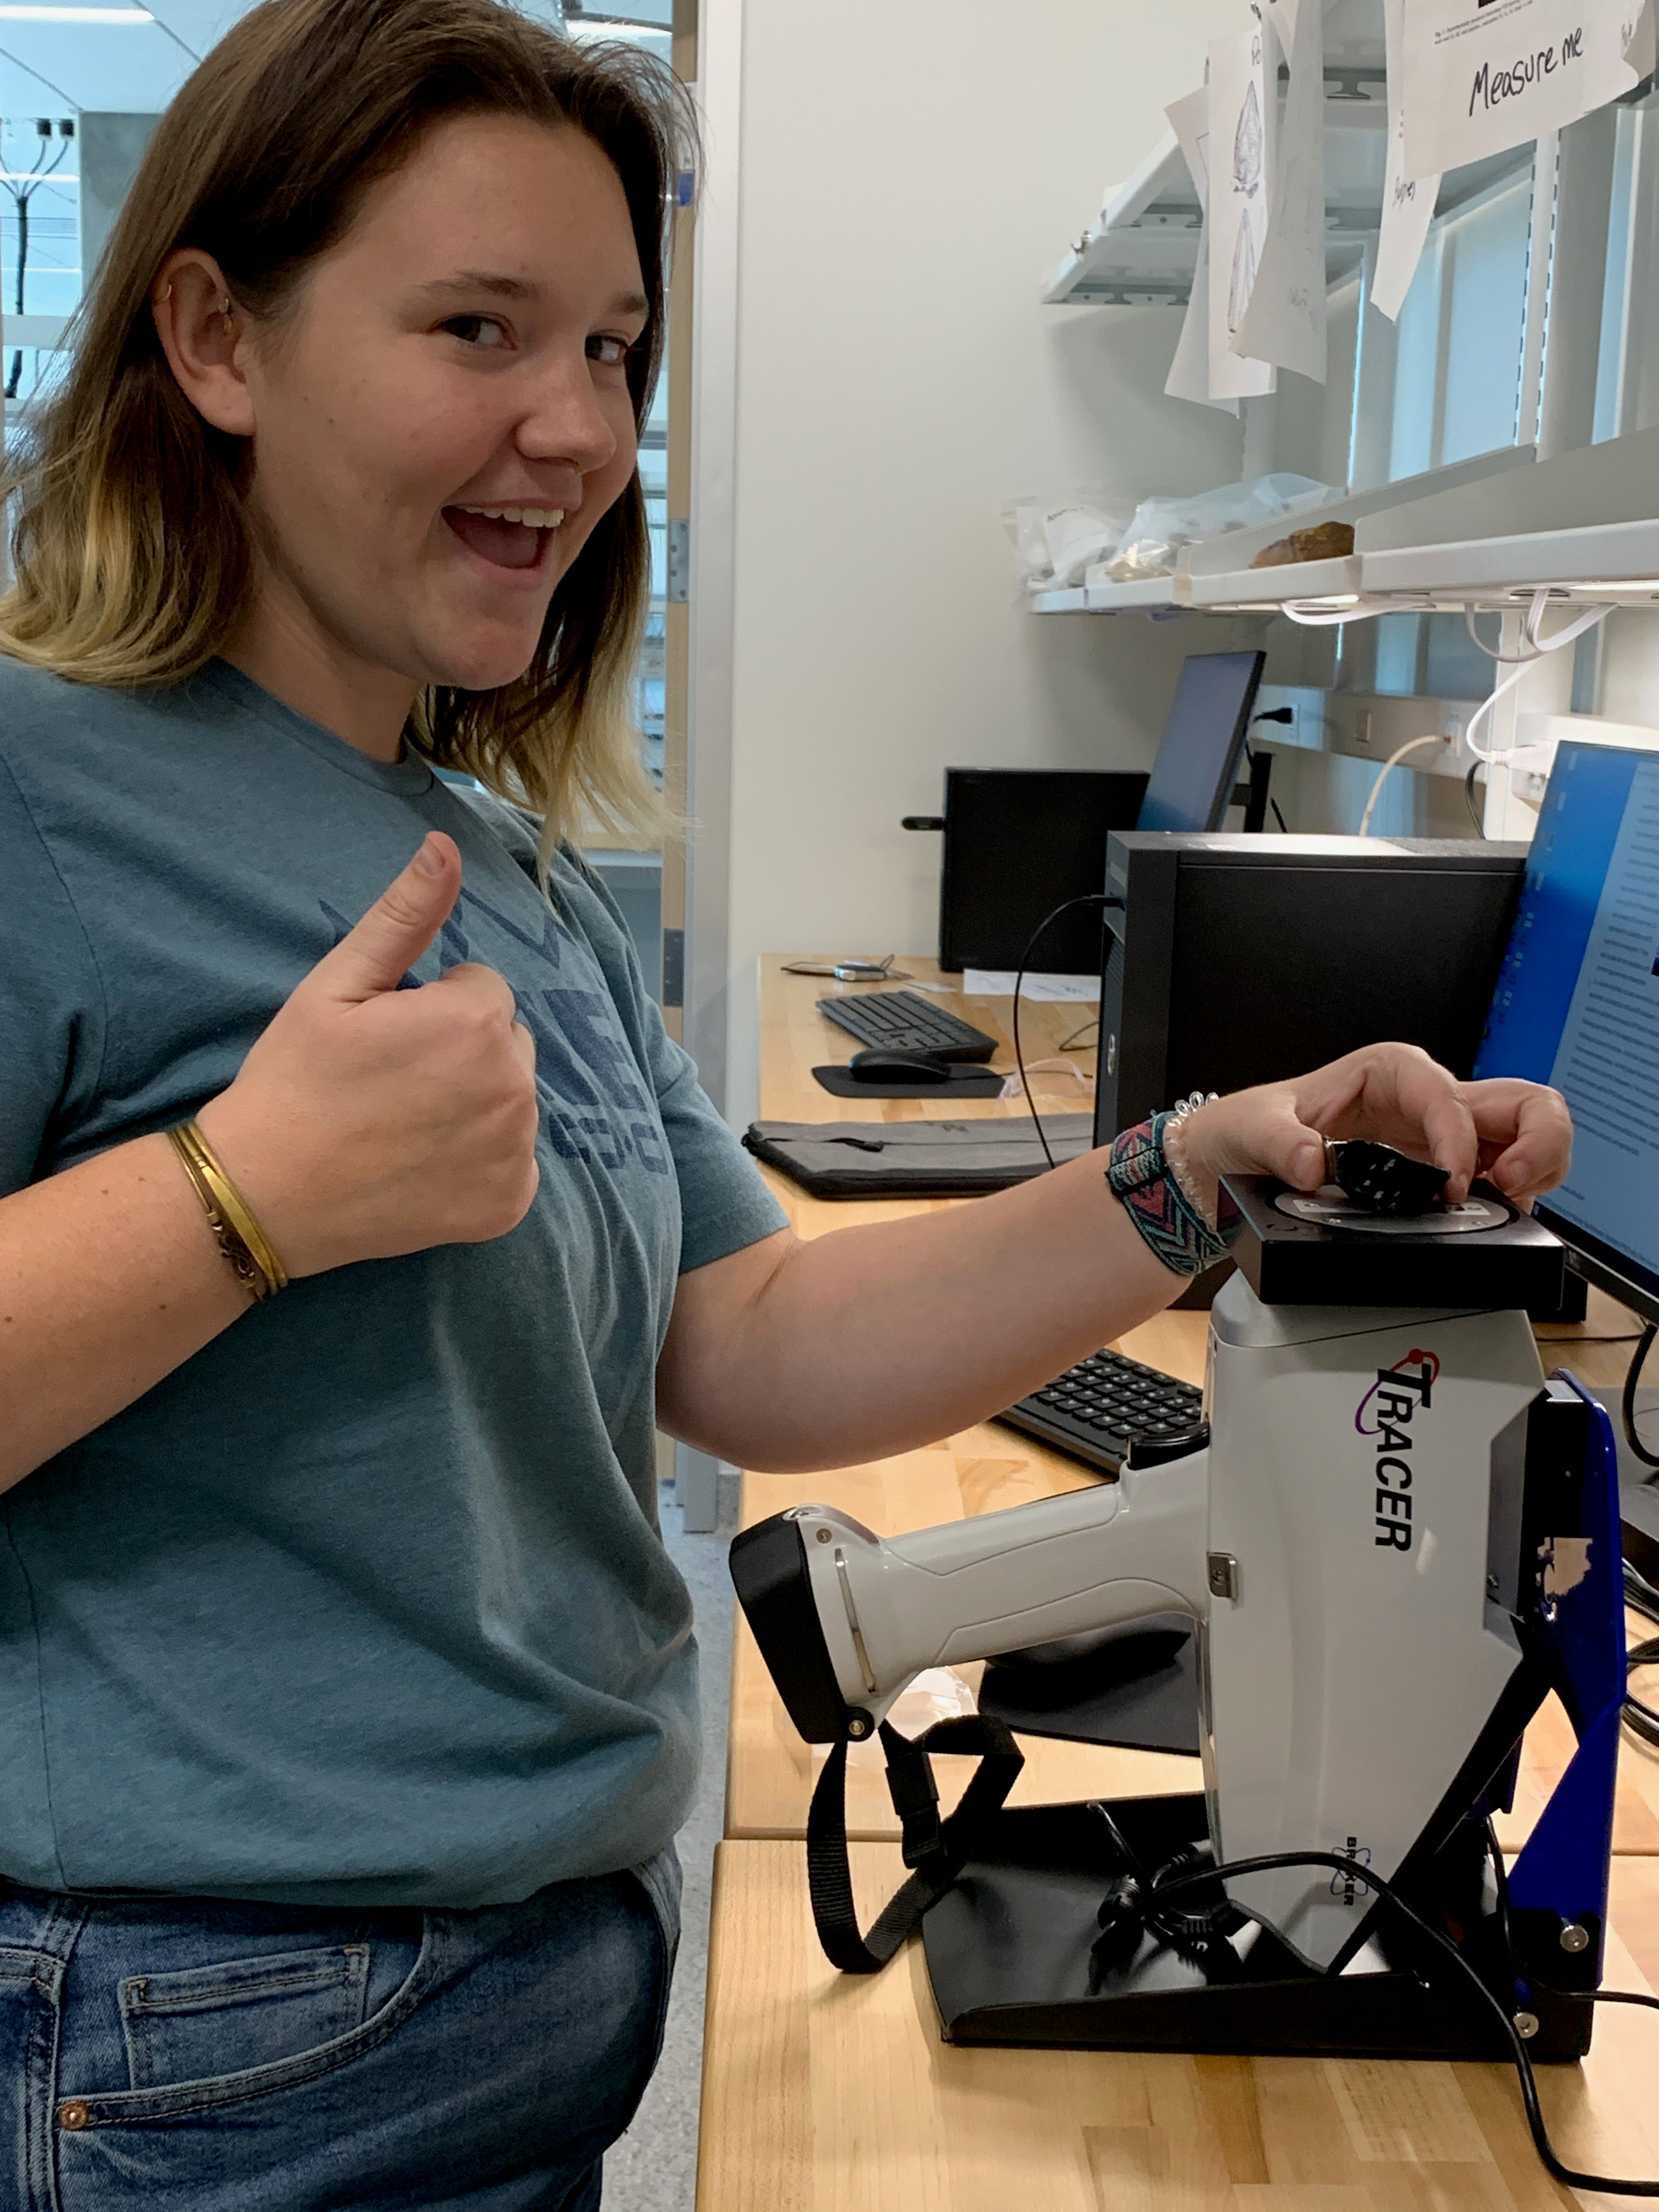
[442,502,567,573]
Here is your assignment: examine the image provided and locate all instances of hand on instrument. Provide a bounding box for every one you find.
[1175,1043,1572,1212]
[196,832,542,1276]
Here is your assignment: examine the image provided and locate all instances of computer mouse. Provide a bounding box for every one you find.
[845,1049,952,1084]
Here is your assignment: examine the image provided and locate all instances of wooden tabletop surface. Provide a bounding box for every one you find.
[698,1842,1659,2212]
[701,955,1658,2210]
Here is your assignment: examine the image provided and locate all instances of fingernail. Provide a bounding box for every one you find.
[413,834,444,879]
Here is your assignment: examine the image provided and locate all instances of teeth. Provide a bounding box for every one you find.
[456,504,566,528]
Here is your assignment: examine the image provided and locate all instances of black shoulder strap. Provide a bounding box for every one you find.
[804,1713,1023,1974]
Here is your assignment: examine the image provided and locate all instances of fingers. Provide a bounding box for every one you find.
[1388,1053,1480,1203]
[1290,1045,1477,1200]
[1170,1052,1572,1223]
[426,958,520,1026]
[1466,1079,1573,1201]
[308,833,461,1003]
[509,1020,537,1079]
[1285,1047,1571,1208]
[1258,1101,1327,1192]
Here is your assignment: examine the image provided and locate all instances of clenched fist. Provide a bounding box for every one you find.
[196,832,541,1277]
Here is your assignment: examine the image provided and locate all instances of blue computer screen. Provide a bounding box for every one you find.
[1475,741,1659,1313]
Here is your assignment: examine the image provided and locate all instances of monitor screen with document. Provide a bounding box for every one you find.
[1474,740,1659,1324]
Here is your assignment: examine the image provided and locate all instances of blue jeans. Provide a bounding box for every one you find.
[0,1851,678,2210]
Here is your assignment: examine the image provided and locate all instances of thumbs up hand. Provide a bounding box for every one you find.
[194,833,543,1278]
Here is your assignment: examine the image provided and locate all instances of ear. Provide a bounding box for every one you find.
[151,248,255,438]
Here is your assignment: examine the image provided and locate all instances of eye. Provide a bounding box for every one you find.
[441,314,510,350]
[588,332,635,371]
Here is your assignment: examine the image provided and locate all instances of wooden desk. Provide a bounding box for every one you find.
[698,1841,1659,2212]
[701,956,1659,2210]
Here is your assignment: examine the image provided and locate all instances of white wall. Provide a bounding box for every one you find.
[1599,611,1659,728]
[692,0,1253,1119]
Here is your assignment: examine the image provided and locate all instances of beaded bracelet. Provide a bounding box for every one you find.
[1106,1094,1232,1278]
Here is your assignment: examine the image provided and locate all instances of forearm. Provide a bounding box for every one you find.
[658,1148,1181,1472]
[0,1131,247,1490]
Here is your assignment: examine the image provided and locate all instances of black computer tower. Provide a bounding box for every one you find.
[1090,833,1565,1307]
[936,770,1149,973]
[1092,834,1532,1144]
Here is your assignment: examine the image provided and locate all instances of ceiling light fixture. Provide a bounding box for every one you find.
[0,5,153,20]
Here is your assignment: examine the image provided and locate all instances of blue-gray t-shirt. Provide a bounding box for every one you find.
[0,656,786,1908]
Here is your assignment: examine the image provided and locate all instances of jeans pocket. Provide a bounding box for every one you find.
[119,1943,371,2091]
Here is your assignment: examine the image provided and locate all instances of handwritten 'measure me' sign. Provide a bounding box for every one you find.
[1401,0,1652,182]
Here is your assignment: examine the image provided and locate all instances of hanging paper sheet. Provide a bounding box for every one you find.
[1164,84,1240,415]
[1400,0,1646,182]
[1265,0,1300,45]
[1373,0,1441,322]
[1235,0,1328,381]
[1207,27,1277,400]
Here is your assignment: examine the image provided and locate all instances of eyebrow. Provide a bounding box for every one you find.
[416,270,650,318]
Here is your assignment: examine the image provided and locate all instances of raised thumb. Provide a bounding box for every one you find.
[312,833,461,1003]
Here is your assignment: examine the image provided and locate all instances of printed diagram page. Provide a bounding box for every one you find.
[1546,759,1659,1279]
[1207,27,1277,400]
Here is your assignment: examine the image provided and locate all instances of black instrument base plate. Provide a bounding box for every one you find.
[1220,1176,1565,1309]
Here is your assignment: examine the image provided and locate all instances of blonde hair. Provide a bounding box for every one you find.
[0,0,689,855]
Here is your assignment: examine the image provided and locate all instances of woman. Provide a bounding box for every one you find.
[0,0,1570,2203]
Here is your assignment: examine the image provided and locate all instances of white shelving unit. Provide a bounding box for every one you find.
[1026,430,1659,616]
[1037,445,1539,618]
[1028,0,1659,846]
[1042,94,1390,311]
[1361,518,1659,604]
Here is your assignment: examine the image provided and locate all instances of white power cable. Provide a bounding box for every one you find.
[1358,733,1447,837]
[1463,591,1615,763]
[1465,607,1539,663]
[1280,597,1400,627]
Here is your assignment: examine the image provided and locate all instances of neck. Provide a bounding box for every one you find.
[225,573,419,767]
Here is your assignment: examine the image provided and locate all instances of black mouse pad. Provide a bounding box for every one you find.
[811,1064,1007,1099]
[977,1618,1201,1758]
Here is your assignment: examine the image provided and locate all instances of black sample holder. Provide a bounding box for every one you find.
[1221,1175,1566,1311]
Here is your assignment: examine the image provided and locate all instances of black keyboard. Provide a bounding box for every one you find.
[996,1347,1206,1475]
[815,989,998,1062]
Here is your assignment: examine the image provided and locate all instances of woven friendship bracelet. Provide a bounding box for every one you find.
[1105,1108,1232,1278]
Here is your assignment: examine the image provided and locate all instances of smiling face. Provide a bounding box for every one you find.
[217,112,648,713]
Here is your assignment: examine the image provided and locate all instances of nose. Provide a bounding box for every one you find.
[516,345,623,478]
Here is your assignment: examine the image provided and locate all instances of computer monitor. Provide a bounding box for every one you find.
[935,769,1148,972]
[1136,650,1267,833]
[1473,740,1659,1326]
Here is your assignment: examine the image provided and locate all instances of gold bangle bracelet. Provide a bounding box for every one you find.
[166,1120,289,1302]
